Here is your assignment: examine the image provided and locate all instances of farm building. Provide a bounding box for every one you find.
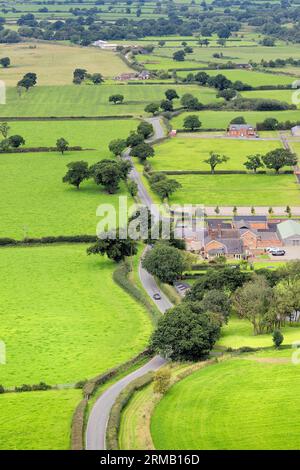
[277,220,300,246]
[92,40,117,50]
[228,124,257,138]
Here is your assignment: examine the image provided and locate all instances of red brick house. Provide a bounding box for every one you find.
[228,124,257,138]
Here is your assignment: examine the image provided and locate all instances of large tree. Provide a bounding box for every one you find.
[130,143,154,162]
[108,139,127,157]
[137,121,153,139]
[142,243,186,284]
[151,178,181,201]
[244,154,264,173]
[183,115,201,131]
[150,302,221,361]
[204,152,229,174]
[126,132,144,148]
[90,159,123,194]
[262,148,298,173]
[62,160,89,190]
[144,102,159,115]
[87,228,137,263]
[109,94,124,104]
[165,89,179,101]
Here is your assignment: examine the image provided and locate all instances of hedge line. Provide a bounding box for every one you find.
[149,170,294,175]
[106,371,154,450]
[0,235,97,247]
[176,128,225,133]
[71,398,88,451]
[0,146,84,154]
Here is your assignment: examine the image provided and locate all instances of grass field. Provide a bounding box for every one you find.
[4,119,137,150]
[0,389,81,450]
[151,357,300,449]
[150,138,280,172]
[218,316,300,349]
[242,89,298,106]
[0,245,152,387]
[0,149,131,239]
[178,69,295,86]
[0,84,219,117]
[0,42,132,85]
[148,173,300,206]
[171,110,300,129]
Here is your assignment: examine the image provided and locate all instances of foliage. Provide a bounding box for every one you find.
[87,228,138,263]
[62,161,89,190]
[142,243,187,284]
[153,368,171,395]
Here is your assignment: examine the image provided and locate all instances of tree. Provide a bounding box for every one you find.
[56,137,69,155]
[142,243,186,284]
[165,89,179,101]
[183,115,201,131]
[108,139,127,156]
[217,88,237,101]
[158,40,166,47]
[204,152,229,174]
[230,116,246,125]
[194,71,209,85]
[137,121,153,139]
[8,135,25,148]
[128,180,138,197]
[180,94,202,110]
[200,289,231,324]
[73,68,87,84]
[144,102,159,115]
[109,94,124,104]
[90,73,104,84]
[217,38,226,47]
[130,143,154,162]
[260,118,279,130]
[90,159,123,194]
[173,50,185,61]
[244,154,264,173]
[0,122,10,138]
[262,148,298,174]
[151,178,181,201]
[150,302,221,361]
[160,99,173,112]
[17,72,37,91]
[87,228,137,262]
[0,57,10,68]
[233,276,274,335]
[63,161,89,190]
[126,132,144,148]
[153,368,171,394]
[273,329,284,349]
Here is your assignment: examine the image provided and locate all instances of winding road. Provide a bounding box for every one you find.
[85,117,172,450]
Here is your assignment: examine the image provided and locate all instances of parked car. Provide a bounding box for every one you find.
[272,250,286,256]
[153,293,161,300]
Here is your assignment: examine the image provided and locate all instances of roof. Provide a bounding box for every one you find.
[205,237,243,254]
[277,220,300,239]
[229,124,255,130]
[206,218,232,229]
[233,215,267,222]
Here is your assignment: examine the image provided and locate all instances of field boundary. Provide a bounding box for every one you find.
[0,116,134,121]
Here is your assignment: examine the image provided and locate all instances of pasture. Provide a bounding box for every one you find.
[0,245,152,387]
[171,110,300,129]
[0,42,132,85]
[151,357,300,449]
[4,119,137,150]
[0,84,219,117]
[0,389,81,450]
[242,89,298,106]
[150,137,280,172]
[163,173,300,206]
[0,150,130,239]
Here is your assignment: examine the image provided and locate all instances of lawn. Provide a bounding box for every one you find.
[4,119,137,149]
[0,84,218,117]
[0,245,152,387]
[151,357,300,449]
[178,69,295,87]
[171,110,300,129]
[218,315,300,349]
[0,42,132,85]
[0,149,132,239]
[150,137,280,172]
[155,173,300,206]
[0,389,81,450]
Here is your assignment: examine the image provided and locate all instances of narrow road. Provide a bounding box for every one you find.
[85,117,171,451]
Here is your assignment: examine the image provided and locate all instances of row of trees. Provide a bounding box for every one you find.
[73,68,104,85]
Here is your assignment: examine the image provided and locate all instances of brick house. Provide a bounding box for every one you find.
[228,124,257,138]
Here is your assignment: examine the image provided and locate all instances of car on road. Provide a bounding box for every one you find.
[272,249,286,256]
[153,293,162,300]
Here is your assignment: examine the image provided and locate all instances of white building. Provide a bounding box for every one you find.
[92,40,118,51]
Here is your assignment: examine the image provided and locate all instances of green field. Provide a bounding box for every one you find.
[0,150,131,239]
[242,89,298,106]
[4,119,137,149]
[0,245,152,387]
[161,173,300,206]
[0,389,81,450]
[171,110,300,129]
[218,315,300,349]
[150,138,280,172]
[178,69,295,86]
[151,357,300,449]
[0,42,132,85]
[0,84,219,117]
